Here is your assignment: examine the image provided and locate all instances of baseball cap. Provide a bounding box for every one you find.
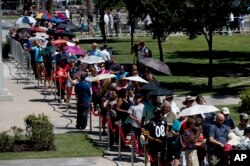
[134,93,142,98]
[240,113,249,120]
[221,107,230,115]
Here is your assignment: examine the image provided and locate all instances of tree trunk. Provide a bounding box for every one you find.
[207,30,213,89]
[130,21,135,54]
[156,33,164,62]
[47,0,53,14]
[99,8,107,44]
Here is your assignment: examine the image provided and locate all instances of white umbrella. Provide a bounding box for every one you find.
[91,74,116,82]
[179,104,219,117]
[13,23,31,29]
[16,16,37,25]
[81,56,105,64]
[124,76,149,83]
[35,32,49,38]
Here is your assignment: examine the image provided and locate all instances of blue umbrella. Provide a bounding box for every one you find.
[15,16,37,25]
[50,17,65,23]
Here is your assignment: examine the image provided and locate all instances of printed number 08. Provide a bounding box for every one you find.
[155,125,165,137]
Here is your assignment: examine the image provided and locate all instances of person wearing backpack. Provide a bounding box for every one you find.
[138,40,152,58]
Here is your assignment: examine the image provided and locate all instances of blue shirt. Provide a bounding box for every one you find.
[171,119,182,146]
[75,81,91,107]
[89,49,102,57]
[209,123,230,144]
[116,71,128,80]
[32,46,43,62]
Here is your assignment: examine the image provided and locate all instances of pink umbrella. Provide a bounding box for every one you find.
[64,46,87,55]
[57,12,67,20]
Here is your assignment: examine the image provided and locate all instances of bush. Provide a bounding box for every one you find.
[24,113,55,150]
[238,89,250,113]
[0,126,23,152]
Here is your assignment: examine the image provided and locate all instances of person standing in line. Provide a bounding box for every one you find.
[221,107,235,129]
[108,11,114,36]
[182,117,203,166]
[142,107,168,166]
[101,44,111,69]
[233,113,249,137]
[128,93,144,152]
[208,113,230,165]
[75,73,91,130]
[89,43,102,57]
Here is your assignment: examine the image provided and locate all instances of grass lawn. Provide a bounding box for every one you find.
[0,133,103,160]
[80,34,250,96]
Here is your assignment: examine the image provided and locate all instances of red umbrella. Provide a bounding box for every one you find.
[51,39,68,46]
[30,27,47,33]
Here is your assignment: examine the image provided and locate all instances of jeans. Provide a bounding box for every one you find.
[76,105,89,129]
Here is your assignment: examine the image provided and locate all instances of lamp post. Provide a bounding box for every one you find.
[0,0,13,101]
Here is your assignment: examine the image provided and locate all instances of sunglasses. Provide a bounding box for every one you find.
[100,65,105,67]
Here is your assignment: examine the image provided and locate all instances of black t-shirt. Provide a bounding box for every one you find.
[144,117,168,152]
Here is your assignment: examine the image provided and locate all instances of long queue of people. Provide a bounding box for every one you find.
[9,15,250,166]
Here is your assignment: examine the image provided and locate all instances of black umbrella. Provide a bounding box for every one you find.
[140,82,159,91]
[58,30,76,37]
[139,58,172,75]
[57,21,78,32]
[147,88,173,96]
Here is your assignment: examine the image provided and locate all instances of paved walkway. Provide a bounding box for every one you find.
[0,60,241,166]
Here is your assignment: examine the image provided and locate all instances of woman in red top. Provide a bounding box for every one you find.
[53,64,67,103]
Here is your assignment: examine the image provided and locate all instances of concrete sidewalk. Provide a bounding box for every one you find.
[0,60,241,166]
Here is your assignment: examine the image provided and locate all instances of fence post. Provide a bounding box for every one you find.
[96,104,102,141]
[131,131,135,166]
[89,102,93,133]
[107,111,110,151]
[117,120,122,160]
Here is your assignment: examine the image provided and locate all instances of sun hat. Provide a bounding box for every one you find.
[240,113,249,120]
[182,95,195,105]
[221,107,230,115]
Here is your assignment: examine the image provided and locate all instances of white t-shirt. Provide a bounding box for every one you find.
[128,103,144,128]
[101,49,111,61]
[104,14,109,24]
[65,9,70,19]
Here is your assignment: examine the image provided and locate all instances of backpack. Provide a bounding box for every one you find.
[145,47,152,57]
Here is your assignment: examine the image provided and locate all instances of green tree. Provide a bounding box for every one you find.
[47,0,53,14]
[183,0,247,89]
[123,0,146,54]
[143,0,184,62]
[98,0,123,43]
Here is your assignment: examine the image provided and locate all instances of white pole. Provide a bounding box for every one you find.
[0,0,13,101]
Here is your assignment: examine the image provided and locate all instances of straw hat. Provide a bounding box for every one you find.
[182,95,195,105]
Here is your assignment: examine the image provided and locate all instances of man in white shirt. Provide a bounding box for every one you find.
[65,7,70,20]
[104,12,109,36]
[101,44,111,69]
